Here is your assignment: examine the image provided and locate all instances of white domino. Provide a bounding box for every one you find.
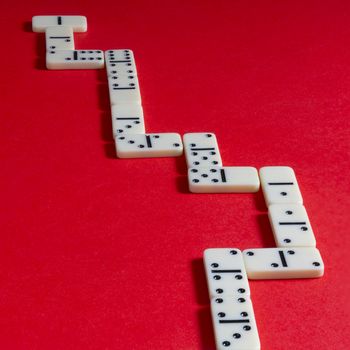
[268,204,316,247]
[105,49,137,77]
[111,104,145,137]
[204,249,250,299]
[108,74,141,105]
[45,26,74,51]
[32,15,87,32]
[242,247,324,279]
[115,133,183,158]
[211,296,260,350]
[183,133,222,168]
[189,167,259,193]
[46,50,104,70]
[259,166,303,206]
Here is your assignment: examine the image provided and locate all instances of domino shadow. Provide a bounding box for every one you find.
[24,21,47,70]
[103,143,116,159]
[256,214,276,248]
[35,35,46,70]
[96,70,109,112]
[97,71,116,158]
[196,307,216,350]
[192,259,216,349]
[176,176,189,194]
[97,81,113,142]
[22,21,32,32]
[191,258,210,306]
[253,188,268,212]
[96,68,117,158]
[175,151,190,193]
[96,66,107,84]
[175,151,187,175]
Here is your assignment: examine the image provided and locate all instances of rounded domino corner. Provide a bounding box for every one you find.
[188,183,202,194]
[45,62,56,70]
[203,248,216,257]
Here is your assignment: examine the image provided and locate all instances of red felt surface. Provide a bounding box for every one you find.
[1,0,350,349]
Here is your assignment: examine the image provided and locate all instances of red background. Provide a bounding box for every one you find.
[1,0,350,349]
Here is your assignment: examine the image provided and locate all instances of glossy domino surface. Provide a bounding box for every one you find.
[45,26,74,51]
[32,15,87,32]
[204,248,250,299]
[259,166,303,206]
[111,104,145,137]
[115,133,183,158]
[183,132,222,168]
[46,50,104,70]
[189,167,259,193]
[242,247,324,279]
[211,296,260,350]
[105,49,138,77]
[268,204,316,247]
[107,74,141,105]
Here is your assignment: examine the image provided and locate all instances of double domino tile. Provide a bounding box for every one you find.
[106,50,141,105]
[105,49,138,77]
[183,133,260,193]
[33,15,104,69]
[105,50,183,158]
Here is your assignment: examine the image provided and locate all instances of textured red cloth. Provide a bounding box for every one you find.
[1,1,350,349]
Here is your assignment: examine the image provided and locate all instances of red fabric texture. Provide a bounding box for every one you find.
[1,1,349,349]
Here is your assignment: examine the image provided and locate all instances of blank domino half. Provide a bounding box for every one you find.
[46,50,104,70]
[111,104,145,137]
[259,166,303,206]
[242,247,324,279]
[204,248,250,299]
[32,15,87,32]
[45,26,74,51]
[189,167,259,193]
[115,133,183,158]
[268,204,316,247]
[183,132,222,168]
[210,296,260,350]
